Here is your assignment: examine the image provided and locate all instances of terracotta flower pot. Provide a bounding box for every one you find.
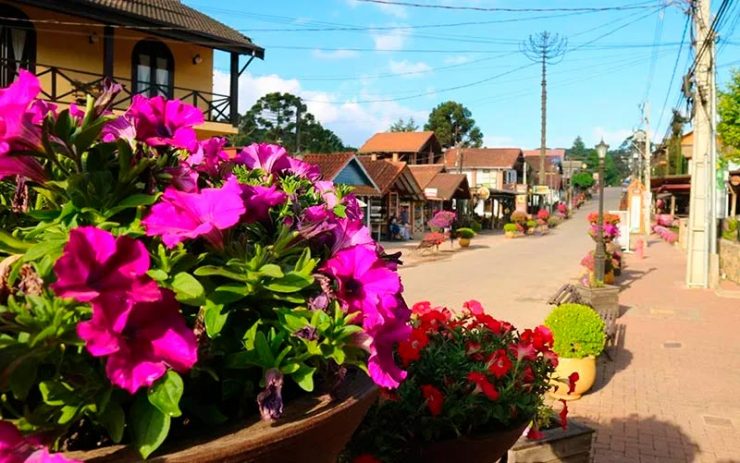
[67,373,377,463]
[459,238,471,247]
[416,421,529,463]
[549,356,597,400]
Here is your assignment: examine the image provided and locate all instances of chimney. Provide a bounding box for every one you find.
[371,153,377,161]
[392,152,399,162]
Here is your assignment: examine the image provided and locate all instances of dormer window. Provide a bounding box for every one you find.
[132,39,173,98]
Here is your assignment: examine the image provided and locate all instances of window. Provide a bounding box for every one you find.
[505,169,518,184]
[0,5,36,86]
[132,39,174,98]
[476,170,497,188]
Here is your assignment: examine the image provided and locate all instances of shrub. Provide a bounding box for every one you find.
[470,220,482,233]
[536,209,550,221]
[510,211,528,223]
[544,304,605,359]
[722,218,738,241]
[548,216,562,228]
[504,223,519,233]
[456,227,476,239]
[526,219,537,229]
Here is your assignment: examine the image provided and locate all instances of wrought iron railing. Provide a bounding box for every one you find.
[2,61,232,124]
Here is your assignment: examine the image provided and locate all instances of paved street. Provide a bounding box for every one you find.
[398,190,740,463]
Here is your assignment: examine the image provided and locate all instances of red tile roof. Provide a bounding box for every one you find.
[358,157,424,199]
[444,148,522,169]
[407,164,444,190]
[358,131,439,154]
[523,149,566,160]
[302,152,355,180]
[425,173,471,201]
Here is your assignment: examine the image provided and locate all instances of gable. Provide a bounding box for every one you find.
[335,158,375,187]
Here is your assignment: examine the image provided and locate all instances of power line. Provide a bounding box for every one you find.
[643,4,666,101]
[655,14,691,140]
[355,0,660,13]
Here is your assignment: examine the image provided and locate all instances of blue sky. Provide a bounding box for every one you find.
[186,0,739,150]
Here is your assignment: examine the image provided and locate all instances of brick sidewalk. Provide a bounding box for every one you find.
[568,239,740,463]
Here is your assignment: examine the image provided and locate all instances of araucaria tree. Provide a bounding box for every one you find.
[424,101,483,148]
[234,92,347,153]
[389,117,419,132]
[718,69,740,162]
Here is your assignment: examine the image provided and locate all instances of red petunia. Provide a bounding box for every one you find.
[397,328,429,366]
[559,399,569,430]
[353,454,383,463]
[411,301,432,315]
[462,300,485,315]
[520,365,535,383]
[567,372,579,394]
[543,349,559,367]
[474,313,503,334]
[510,341,537,361]
[486,349,513,379]
[467,372,500,401]
[532,325,554,352]
[526,426,545,440]
[419,309,450,332]
[421,384,444,416]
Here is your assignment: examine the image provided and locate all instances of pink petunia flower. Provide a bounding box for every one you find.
[235,143,291,175]
[287,156,320,180]
[101,116,136,144]
[143,176,246,249]
[0,420,80,463]
[240,184,287,223]
[125,95,204,151]
[330,218,373,254]
[51,227,160,331]
[188,137,229,177]
[77,289,198,394]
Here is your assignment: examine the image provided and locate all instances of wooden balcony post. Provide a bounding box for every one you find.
[229,52,239,126]
[103,26,114,79]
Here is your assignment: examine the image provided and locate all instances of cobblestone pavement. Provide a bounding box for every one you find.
[398,189,740,462]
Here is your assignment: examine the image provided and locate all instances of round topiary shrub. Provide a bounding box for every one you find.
[456,227,476,239]
[544,303,606,359]
[504,223,518,232]
[526,219,537,229]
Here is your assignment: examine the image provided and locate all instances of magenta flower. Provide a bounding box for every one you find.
[365,296,411,388]
[288,156,320,180]
[143,176,246,248]
[0,156,47,183]
[77,289,198,393]
[0,70,40,154]
[0,420,80,463]
[165,162,200,192]
[51,227,160,330]
[101,116,136,144]
[28,100,57,125]
[240,184,287,223]
[331,218,373,254]
[314,180,338,209]
[235,143,291,174]
[188,137,229,177]
[126,95,204,151]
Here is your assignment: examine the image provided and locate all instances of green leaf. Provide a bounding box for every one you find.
[0,231,32,253]
[243,321,262,350]
[22,239,66,263]
[258,264,284,278]
[39,380,77,406]
[291,364,316,392]
[194,265,246,281]
[254,331,275,366]
[203,301,228,338]
[131,394,171,459]
[105,193,159,217]
[147,371,184,417]
[333,204,347,218]
[98,400,125,443]
[171,272,205,305]
[210,283,249,304]
[264,272,314,293]
[147,269,169,281]
[9,358,38,400]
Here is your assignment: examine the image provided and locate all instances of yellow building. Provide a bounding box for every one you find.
[1,0,264,138]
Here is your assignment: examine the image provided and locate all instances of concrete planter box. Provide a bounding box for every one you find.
[719,238,740,284]
[575,284,619,318]
[507,419,595,463]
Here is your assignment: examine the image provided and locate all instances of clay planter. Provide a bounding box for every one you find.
[68,374,377,463]
[549,356,597,400]
[507,418,595,463]
[459,237,471,247]
[415,421,529,463]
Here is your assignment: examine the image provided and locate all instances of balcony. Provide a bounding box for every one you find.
[7,62,236,134]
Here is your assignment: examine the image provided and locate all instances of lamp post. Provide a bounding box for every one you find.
[594,139,609,283]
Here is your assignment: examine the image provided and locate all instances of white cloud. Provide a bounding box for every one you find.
[483,135,515,148]
[213,70,427,148]
[388,59,431,77]
[346,0,407,18]
[591,127,633,147]
[444,55,471,65]
[311,49,359,60]
[372,28,409,51]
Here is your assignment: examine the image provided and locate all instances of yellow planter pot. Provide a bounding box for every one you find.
[549,356,597,401]
[459,238,471,247]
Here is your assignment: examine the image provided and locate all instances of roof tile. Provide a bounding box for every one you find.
[358,131,438,154]
[444,148,522,169]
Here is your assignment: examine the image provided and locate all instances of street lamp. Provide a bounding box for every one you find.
[594,139,609,283]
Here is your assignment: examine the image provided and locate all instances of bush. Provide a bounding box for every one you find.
[504,223,518,232]
[544,303,605,359]
[722,218,738,241]
[536,209,550,221]
[526,219,537,229]
[456,227,476,239]
[510,211,528,223]
[470,220,482,233]
[548,216,562,228]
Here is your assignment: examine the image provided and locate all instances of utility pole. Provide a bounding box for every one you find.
[642,103,651,241]
[295,105,302,155]
[686,0,718,288]
[522,32,567,188]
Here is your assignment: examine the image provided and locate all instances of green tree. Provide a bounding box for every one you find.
[565,136,589,160]
[389,117,419,132]
[655,110,688,176]
[234,92,347,153]
[424,101,483,148]
[571,171,595,189]
[718,68,740,162]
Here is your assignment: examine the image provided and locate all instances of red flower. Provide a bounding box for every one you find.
[467,372,500,401]
[419,309,450,332]
[567,372,579,394]
[526,426,545,440]
[510,341,537,361]
[379,388,399,401]
[474,313,503,334]
[486,349,513,379]
[421,384,444,416]
[411,301,432,315]
[543,349,559,367]
[520,365,535,383]
[463,300,485,315]
[559,399,569,430]
[532,325,554,352]
[397,328,429,366]
[353,454,383,463]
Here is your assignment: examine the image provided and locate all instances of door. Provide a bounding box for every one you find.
[132,39,174,98]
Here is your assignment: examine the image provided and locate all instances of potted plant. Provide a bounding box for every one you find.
[547,216,562,229]
[345,301,560,463]
[456,227,476,247]
[544,304,605,400]
[0,73,410,461]
[579,251,616,285]
[526,220,537,235]
[503,223,520,238]
[508,406,595,463]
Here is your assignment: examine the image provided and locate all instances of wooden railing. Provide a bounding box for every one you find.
[3,61,233,124]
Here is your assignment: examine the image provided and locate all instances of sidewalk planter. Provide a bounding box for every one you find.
[456,228,476,248]
[459,238,471,247]
[417,421,529,463]
[507,418,595,463]
[549,356,597,400]
[69,374,377,463]
[575,284,619,318]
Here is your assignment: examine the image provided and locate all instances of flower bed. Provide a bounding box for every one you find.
[0,72,410,459]
[653,224,678,244]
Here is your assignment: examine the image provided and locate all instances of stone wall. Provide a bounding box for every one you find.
[719,239,740,284]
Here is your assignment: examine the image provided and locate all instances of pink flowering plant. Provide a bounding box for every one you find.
[0,72,410,459]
